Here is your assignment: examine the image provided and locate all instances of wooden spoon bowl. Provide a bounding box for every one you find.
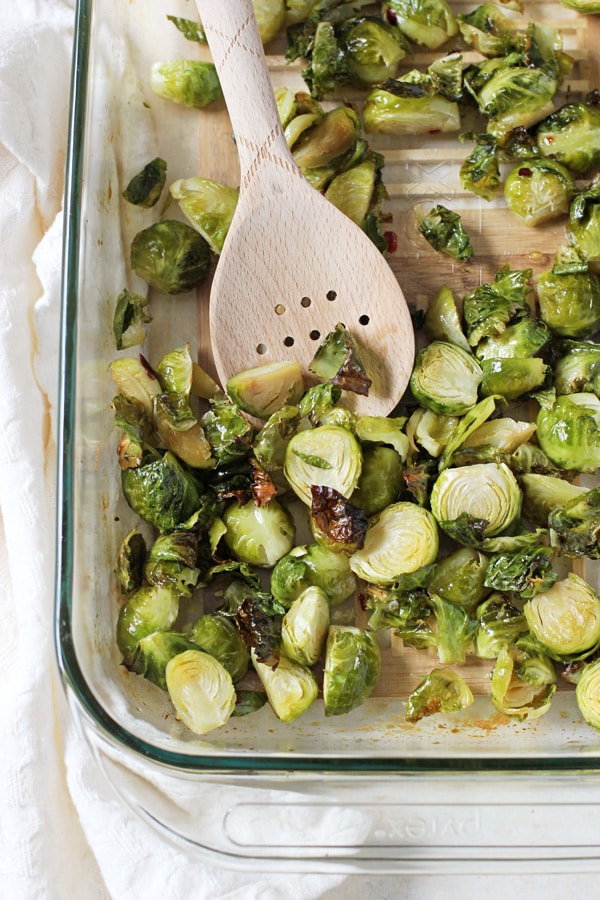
[195,0,414,416]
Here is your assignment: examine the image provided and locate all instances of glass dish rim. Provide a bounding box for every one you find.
[54,0,600,776]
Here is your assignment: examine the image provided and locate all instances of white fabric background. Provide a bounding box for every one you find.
[1,2,600,898]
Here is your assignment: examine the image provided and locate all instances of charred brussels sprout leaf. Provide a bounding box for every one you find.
[350,501,439,584]
[490,639,557,721]
[405,667,474,724]
[252,650,318,722]
[311,485,368,553]
[166,649,236,735]
[170,177,238,254]
[462,266,532,347]
[415,205,474,261]
[232,690,268,717]
[410,341,482,415]
[459,132,501,202]
[222,497,295,567]
[191,614,250,683]
[484,545,557,598]
[144,529,201,597]
[128,631,202,690]
[130,220,211,294]
[270,542,358,609]
[235,596,281,668]
[309,322,371,396]
[150,60,222,108]
[548,487,600,559]
[227,361,304,419]
[166,16,206,43]
[117,529,147,593]
[323,626,381,716]
[427,546,490,612]
[122,157,167,208]
[524,573,600,661]
[475,595,528,659]
[113,290,152,351]
[121,451,204,532]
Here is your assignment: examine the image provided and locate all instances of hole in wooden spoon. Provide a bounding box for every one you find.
[300,296,311,308]
[256,343,267,355]
[310,330,320,341]
[275,304,286,315]
[359,314,370,325]
[326,290,337,301]
[283,336,294,347]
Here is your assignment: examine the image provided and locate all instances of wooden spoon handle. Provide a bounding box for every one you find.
[195,0,296,188]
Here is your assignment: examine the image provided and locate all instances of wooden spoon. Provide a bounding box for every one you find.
[195,0,414,416]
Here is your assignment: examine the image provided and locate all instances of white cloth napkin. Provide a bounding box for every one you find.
[0,2,351,897]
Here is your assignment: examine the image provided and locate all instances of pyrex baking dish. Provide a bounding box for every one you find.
[56,0,600,870]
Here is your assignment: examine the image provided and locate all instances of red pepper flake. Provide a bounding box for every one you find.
[518,167,533,177]
[358,591,367,610]
[385,6,397,25]
[384,230,398,254]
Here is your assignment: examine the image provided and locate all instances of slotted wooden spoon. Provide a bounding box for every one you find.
[195,0,414,416]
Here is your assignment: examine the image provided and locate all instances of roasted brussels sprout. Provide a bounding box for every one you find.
[484,545,557,598]
[150,60,222,108]
[110,355,161,417]
[535,93,600,175]
[480,357,550,402]
[462,418,536,454]
[405,667,474,724]
[112,289,152,351]
[284,424,363,506]
[427,546,490,612]
[253,0,286,45]
[122,157,166,208]
[564,175,600,269]
[323,626,381,716]
[457,3,516,56]
[524,573,600,661]
[167,15,205,43]
[406,408,459,461]
[170,177,239,254]
[415,205,474,262]
[459,132,501,202]
[363,72,461,135]
[548,487,600,558]
[222,498,295,567]
[462,266,532,348]
[536,268,600,339]
[553,340,600,395]
[271,542,358,609]
[558,0,600,12]
[423,285,471,352]
[576,658,600,731]
[490,638,557,721]
[385,0,458,49]
[200,398,255,466]
[397,593,477,665]
[291,105,361,180]
[226,361,304,419]
[166,649,236,734]
[430,463,522,541]
[350,501,439,584]
[536,393,600,473]
[121,451,204,532]
[281,586,330,666]
[153,392,214,469]
[351,445,404,517]
[116,584,180,662]
[410,341,482,415]
[475,594,528,659]
[475,316,550,361]
[252,650,318,722]
[504,160,575,227]
[117,529,147,593]
[130,220,211,294]
[324,155,383,231]
[191,614,250,683]
[354,415,409,460]
[521,473,587,527]
[143,529,201,597]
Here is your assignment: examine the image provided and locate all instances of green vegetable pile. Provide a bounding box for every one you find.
[109,1,600,736]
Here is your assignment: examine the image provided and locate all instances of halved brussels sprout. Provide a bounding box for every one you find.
[405,667,474,724]
[116,584,180,663]
[284,424,363,506]
[121,451,204,532]
[113,289,152,351]
[410,341,482,415]
[252,650,318,722]
[462,266,532,348]
[397,593,476,665]
[480,357,549,402]
[270,542,358,609]
[524,573,600,661]
[131,220,211,295]
[324,157,379,228]
[309,323,371,396]
[457,3,515,56]
[470,61,558,143]
[155,344,194,396]
[475,316,550,361]
[459,132,501,202]
[536,393,600,473]
[490,640,557,721]
[535,94,600,175]
[144,529,200,597]
[122,157,166,208]
[153,393,214,469]
[350,501,439,584]
[548,487,600,559]
[427,546,490,612]
[128,631,201,691]
[386,0,458,49]
[503,160,575,227]
[192,614,250,683]
[565,175,600,270]
[292,105,361,172]
[170,177,239,254]
[554,341,600,396]
[110,356,161,417]
[323,626,381,716]
[462,418,536,454]
[430,463,522,539]
[351,445,404,517]
[536,269,600,339]
[363,74,461,135]
[253,0,286,45]
[406,408,460,460]
[226,361,304,419]
[354,415,409,460]
[150,60,222,108]
[521,473,587,527]
[576,658,600,731]
[423,285,471,352]
[166,649,236,735]
[222,497,295,567]
[117,529,147,593]
[281,586,330,666]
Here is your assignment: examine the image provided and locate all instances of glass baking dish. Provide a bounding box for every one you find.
[56,0,600,870]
